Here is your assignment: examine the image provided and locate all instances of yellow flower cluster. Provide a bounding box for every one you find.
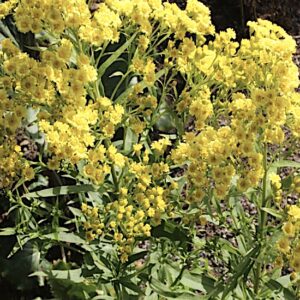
[0,0,17,19]
[292,176,300,194]
[172,18,299,201]
[269,173,282,204]
[79,2,121,46]
[155,0,214,40]
[92,97,124,138]
[83,145,108,185]
[189,86,213,130]
[105,183,170,262]
[172,126,238,200]
[0,0,299,263]
[11,0,90,34]
[277,205,300,273]
[0,140,23,188]
[151,137,171,156]
[81,203,105,242]
[39,107,96,165]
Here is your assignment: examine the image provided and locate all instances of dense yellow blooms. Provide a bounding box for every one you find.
[0,0,17,19]
[0,0,299,264]
[277,205,300,273]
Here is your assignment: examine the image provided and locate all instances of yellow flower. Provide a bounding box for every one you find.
[14,105,27,119]
[151,138,171,155]
[274,256,283,269]
[47,157,60,170]
[288,205,300,219]
[5,113,21,133]
[277,237,290,254]
[86,231,96,242]
[81,203,88,212]
[14,145,21,153]
[133,144,143,156]
[109,221,116,228]
[22,166,35,181]
[290,256,300,272]
[293,176,300,193]
[282,222,295,237]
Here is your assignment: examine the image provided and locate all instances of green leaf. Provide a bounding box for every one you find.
[115,69,165,104]
[123,250,148,267]
[180,271,215,293]
[0,20,18,44]
[68,207,84,217]
[119,278,143,294]
[270,160,300,169]
[0,227,16,236]
[150,278,198,299]
[206,245,260,299]
[109,71,124,77]
[266,279,296,300]
[222,245,260,299]
[151,221,189,242]
[29,270,47,277]
[261,207,282,219]
[281,175,293,190]
[43,232,86,245]
[22,184,98,198]
[276,274,291,287]
[91,296,115,300]
[97,32,137,78]
[48,275,97,300]
[123,128,138,154]
[51,269,83,283]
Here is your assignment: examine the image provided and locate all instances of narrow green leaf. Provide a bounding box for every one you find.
[91,296,115,300]
[0,227,16,236]
[206,245,260,299]
[221,245,260,299]
[43,232,86,244]
[271,160,300,169]
[98,32,137,78]
[50,268,83,283]
[22,184,98,198]
[180,271,210,292]
[109,71,124,78]
[150,278,198,299]
[29,271,47,277]
[266,279,296,300]
[123,128,138,153]
[261,207,282,219]
[115,69,165,104]
[119,278,143,294]
[123,250,148,267]
[151,220,188,242]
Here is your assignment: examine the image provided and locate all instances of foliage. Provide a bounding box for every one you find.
[0,0,300,299]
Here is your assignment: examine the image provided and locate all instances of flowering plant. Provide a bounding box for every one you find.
[0,0,299,298]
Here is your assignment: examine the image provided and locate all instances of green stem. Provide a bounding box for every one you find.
[254,143,268,294]
[111,70,131,100]
[260,144,269,239]
[104,140,119,191]
[114,282,122,300]
[111,164,119,191]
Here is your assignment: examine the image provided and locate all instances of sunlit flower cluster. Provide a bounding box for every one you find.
[277,204,300,273]
[0,0,299,263]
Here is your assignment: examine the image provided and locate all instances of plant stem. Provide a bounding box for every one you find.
[104,140,119,191]
[60,245,66,263]
[111,70,131,100]
[114,282,122,300]
[260,144,268,239]
[254,143,268,294]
